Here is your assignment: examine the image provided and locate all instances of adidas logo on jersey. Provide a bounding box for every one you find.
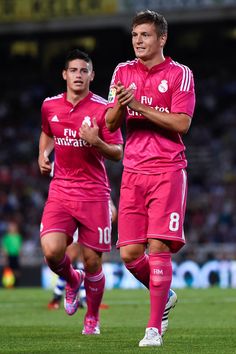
[51,115,59,122]
[129,82,137,90]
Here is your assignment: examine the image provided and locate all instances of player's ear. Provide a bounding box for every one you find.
[90,70,95,82]
[62,69,67,81]
[160,34,167,48]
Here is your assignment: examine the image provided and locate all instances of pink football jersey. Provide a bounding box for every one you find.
[41,91,123,201]
[107,57,195,174]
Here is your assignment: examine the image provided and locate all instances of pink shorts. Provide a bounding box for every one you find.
[40,198,111,252]
[118,170,187,253]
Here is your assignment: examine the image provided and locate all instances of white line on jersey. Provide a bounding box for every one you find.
[110,59,138,86]
[44,93,63,102]
[91,94,107,105]
[171,61,191,92]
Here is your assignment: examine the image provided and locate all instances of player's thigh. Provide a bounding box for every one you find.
[40,232,68,260]
[76,200,111,253]
[118,172,148,247]
[147,169,187,241]
[40,198,78,259]
[40,198,77,241]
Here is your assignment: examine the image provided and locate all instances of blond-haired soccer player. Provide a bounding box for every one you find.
[38,49,123,335]
[106,10,195,347]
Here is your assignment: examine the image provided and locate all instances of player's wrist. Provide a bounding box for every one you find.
[91,136,102,148]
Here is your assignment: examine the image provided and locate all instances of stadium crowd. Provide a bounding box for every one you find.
[0,43,236,265]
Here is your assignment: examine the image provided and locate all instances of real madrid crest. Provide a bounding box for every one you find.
[82,116,92,126]
[158,80,168,93]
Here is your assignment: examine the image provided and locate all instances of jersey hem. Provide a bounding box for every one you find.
[80,240,111,253]
[123,165,186,175]
[116,238,147,249]
[40,228,69,237]
[147,233,186,253]
[47,194,110,202]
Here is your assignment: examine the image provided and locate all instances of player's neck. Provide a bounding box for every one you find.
[140,53,165,69]
[66,90,89,106]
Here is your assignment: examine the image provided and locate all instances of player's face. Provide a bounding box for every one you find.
[132,23,166,63]
[63,59,94,94]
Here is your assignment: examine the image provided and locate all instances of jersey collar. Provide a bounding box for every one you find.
[63,91,93,108]
[137,56,171,73]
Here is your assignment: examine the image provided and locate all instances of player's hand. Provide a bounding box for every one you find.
[115,81,134,107]
[79,118,100,146]
[38,153,52,175]
[127,97,141,111]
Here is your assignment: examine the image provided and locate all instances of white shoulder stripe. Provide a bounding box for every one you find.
[44,93,63,102]
[111,59,138,85]
[171,61,191,92]
[91,98,107,106]
[92,93,107,104]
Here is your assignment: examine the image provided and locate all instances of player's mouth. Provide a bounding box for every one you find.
[136,47,146,53]
[74,80,83,85]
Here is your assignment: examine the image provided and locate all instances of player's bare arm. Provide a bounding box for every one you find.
[38,131,54,175]
[128,98,191,134]
[79,118,123,161]
[105,82,133,132]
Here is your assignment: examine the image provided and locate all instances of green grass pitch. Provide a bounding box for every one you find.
[0,287,236,353]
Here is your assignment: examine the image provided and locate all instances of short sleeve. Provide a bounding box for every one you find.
[41,101,53,136]
[171,66,196,117]
[107,64,123,108]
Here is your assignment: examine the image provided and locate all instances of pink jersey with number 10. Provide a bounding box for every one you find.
[41,91,123,201]
[107,57,195,174]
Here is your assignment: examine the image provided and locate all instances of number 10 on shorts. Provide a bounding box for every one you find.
[98,226,111,244]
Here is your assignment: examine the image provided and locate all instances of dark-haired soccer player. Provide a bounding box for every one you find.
[38,49,123,335]
[106,10,195,347]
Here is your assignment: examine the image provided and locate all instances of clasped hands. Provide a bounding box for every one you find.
[115,81,139,110]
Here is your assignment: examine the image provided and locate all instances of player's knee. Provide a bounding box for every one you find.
[45,250,64,263]
[83,255,101,273]
[121,253,135,264]
[41,234,67,262]
[120,246,144,264]
[42,243,64,263]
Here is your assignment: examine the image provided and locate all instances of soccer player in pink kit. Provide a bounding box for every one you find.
[106,10,195,347]
[38,49,123,335]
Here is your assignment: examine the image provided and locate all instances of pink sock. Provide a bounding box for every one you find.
[125,254,150,288]
[147,252,172,334]
[46,254,79,289]
[84,268,105,320]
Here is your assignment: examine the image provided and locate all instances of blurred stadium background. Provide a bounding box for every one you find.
[0,0,236,288]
